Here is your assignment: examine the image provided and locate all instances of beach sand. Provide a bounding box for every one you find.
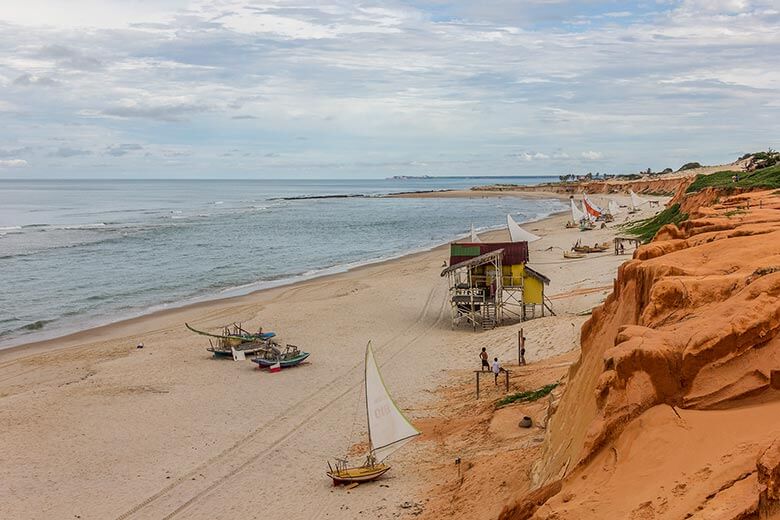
[0,195,664,520]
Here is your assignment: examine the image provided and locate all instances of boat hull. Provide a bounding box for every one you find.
[327,464,390,484]
[252,352,310,368]
[207,344,272,357]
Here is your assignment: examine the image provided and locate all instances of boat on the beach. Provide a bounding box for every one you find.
[572,239,610,254]
[251,343,310,369]
[563,250,586,259]
[327,341,420,485]
[185,322,276,357]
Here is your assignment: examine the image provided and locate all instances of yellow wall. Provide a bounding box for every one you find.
[523,275,545,304]
[471,263,545,303]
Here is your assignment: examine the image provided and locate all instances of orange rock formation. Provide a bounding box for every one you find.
[503,189,780,519]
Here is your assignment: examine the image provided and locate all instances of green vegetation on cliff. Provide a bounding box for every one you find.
[495,383,558,408]
[625,203,688,243]
[686,163,780,193]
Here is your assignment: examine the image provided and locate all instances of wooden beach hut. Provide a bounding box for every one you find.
[440,242,552,330]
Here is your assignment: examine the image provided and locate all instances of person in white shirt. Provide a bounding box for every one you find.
[491,357,501,385]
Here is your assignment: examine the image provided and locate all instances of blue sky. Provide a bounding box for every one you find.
[0,0,778,178]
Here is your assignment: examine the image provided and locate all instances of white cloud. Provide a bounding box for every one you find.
[0,159,28,168]
[581,151,603,160]
[0,1,777,177]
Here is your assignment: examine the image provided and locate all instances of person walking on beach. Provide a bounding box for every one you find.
[480,347,489,371]
[492,357,501,385]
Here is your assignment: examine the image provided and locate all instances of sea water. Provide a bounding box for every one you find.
[0,178,564,347]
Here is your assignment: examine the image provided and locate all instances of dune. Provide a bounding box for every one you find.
[496,188,780,519]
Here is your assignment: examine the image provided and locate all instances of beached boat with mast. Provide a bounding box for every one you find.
[185,322,276,356]
[327,341,420,484]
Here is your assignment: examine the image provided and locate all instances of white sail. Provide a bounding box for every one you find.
[583,194,604,214]
[365,342,420,462]
[470,223,481,243]
[570,199,586,222]
[608,200,621,216]
[630,190,647,210]
[506,214,541,243]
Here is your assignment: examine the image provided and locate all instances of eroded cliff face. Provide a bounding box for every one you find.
[507,189,780,519]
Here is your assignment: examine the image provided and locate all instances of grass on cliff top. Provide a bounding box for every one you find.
[686,163,780,193]
[624,203,688,243]
[495,383,558,408]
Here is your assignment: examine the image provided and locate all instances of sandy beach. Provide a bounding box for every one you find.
[0,194,663,520]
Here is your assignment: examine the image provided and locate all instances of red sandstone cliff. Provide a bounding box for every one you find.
[501,189,780,519]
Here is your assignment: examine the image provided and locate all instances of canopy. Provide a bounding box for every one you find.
[570,199,587,222]
[469,223,481,243]
[506,214,541,243]
[365,342,420,461]
[630,190,648,210]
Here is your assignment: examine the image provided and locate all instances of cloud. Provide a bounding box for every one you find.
[49,147,92,158]
[36,44,103,71]
[0,0,777,178]
[581,151,604,160]
[0,147,32,158]
[513,151,551,161]
[101,99,208,122]
[105,143,143,156]
[0,159,28,168]
[13,73,60,87]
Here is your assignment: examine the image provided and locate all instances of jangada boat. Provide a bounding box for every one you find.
[327,341,420,485]
[251,343,310,369]
[185,322,276,357]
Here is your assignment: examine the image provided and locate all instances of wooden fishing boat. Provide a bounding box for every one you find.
[327,342,420,485]
[251,344,310,368]
[327,460,390,484]
[563,250,586,259]
[571,240,610,254]
[185,322,276,356]
[207,341,271,358]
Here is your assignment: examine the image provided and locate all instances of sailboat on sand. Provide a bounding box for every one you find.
[327,341,420,484]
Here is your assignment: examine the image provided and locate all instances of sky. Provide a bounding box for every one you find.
[0,0,778,179]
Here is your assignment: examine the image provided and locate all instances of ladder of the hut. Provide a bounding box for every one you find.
[482,300,497,330]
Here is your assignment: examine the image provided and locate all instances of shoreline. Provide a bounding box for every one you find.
[0,203,568,361]
[0,193,665,520]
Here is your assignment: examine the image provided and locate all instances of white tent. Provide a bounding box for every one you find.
[608,200,621,216]
[630,190,648,210]
[506,214,541,243]
[469,223,481,243]
[570,199,587,222]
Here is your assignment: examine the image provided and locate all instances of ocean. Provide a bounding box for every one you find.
[0,178,564,347]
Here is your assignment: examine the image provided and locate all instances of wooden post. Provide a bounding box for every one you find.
[518,328,526,365]
[518,329,522,365]
[476,371,480,399]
